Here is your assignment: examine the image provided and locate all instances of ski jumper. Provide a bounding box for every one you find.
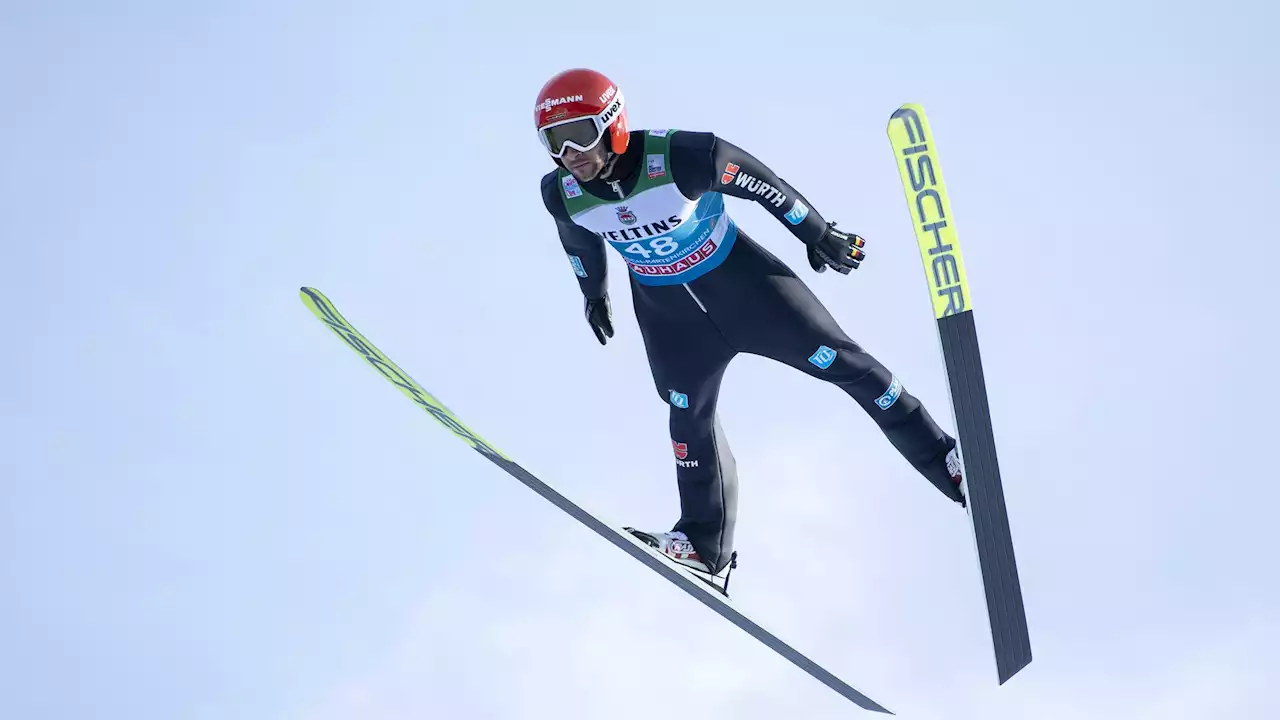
[540,129,959,573]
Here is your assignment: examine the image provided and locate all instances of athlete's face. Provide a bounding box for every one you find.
[562,143,608,181]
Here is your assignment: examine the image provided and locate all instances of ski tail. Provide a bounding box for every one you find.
[299,286,895,714]
[940,308,1031,684]
[885,105,1033,684]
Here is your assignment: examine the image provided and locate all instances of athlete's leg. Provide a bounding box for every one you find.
[703,236,963,503]
[631,279,740,572]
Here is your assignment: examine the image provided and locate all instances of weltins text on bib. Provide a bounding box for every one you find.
[599,193,734,283]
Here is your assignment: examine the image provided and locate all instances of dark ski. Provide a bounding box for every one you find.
[299,286,894,713]
[886,104,1033,684]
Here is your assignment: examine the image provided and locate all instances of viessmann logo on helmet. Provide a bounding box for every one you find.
[536,94,584,113]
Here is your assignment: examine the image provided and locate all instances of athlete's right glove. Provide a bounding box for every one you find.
[807,222,867,274]
[584,293,614,345]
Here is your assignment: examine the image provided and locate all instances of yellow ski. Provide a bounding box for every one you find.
[887,105,1032,684]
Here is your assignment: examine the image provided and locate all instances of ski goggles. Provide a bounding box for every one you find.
[538,92,625,158]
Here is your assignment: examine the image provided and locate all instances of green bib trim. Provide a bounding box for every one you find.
[558,130,678,217]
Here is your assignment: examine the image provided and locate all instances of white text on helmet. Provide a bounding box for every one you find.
[599,86,616,104]
[599,97,622,126]
[537,95,584,112]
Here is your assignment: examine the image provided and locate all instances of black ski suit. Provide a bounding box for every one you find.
[540,129,960,573]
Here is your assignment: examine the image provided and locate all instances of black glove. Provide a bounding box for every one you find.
[807,222,867,274]
[584,293,614,345]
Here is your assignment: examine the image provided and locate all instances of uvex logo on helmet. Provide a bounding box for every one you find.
[598,97,622,126]
[536,94,584,113]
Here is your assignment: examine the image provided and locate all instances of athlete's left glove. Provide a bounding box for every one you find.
[807,222,867,274]
[584,293,615,345]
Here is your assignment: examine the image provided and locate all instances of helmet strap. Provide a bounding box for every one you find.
[600,153,617,180]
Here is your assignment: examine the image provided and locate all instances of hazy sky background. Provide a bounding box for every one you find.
[3,1,1278,718]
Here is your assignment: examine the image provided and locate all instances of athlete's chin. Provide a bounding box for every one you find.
[569,164,600,182]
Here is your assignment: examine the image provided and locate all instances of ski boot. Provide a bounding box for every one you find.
[623,528,738,597]
[947,446,967,508]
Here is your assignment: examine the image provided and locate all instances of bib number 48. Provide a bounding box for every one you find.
[623,237,679,259]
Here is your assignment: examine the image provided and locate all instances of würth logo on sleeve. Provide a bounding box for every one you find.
[733,173,786,207]
[719,161,788,208]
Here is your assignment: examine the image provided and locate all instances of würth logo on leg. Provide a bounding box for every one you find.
[673,440,699,468]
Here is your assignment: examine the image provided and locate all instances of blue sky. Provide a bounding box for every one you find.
[3,1,1278,718]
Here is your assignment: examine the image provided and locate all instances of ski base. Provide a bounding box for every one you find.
[886,103,1032,685]
[299,286,893,714]
[940,310,1031,683]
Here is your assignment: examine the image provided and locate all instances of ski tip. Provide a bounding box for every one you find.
[848,691,894,714]
[887,102,925,128]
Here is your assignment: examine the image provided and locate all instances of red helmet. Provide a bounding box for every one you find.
[534,68,629,159]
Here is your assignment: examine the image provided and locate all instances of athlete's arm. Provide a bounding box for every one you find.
[541,171,609,299]
[668,131,829,244]
[669,131,866,274]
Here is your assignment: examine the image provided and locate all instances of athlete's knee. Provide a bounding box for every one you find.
[656,381,722,422]
[824,352,923,421]
[658,385,693,411]
[864,369,921,416]
[807,341,885,388]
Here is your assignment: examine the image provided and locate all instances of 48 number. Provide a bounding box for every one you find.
[622,237,680,258]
